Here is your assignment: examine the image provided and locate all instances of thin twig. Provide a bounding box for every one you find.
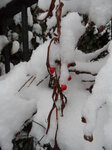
[27,77,36,87]
[36,74,49,86]
[18,75,34,92]
[32,120,46,130]
[82,80,95,83]
[86,84,94,93]
[38,135,46,143]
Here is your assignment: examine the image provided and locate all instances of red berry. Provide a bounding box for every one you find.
[67,64,70,68]
[61,84,67,91]
[49,67,55,75]
[68,75,71,81]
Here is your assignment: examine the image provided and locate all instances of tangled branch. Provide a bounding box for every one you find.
[45,1,66,149]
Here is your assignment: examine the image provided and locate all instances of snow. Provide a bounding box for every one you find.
[0,36,9,53]
[48,12,85,84]
[0,0,12,8]
[33,24,42,35]
[82,41,112,149]
[37,12,48,20]
[60,63,69,84]
[0,63,37,150]
[0,38,110,150]
[13,12,21,26]
[27,7,33,27]
[75,57,108,75]
[38,0,112,26]
[47,17,57,30]
[12,40,19,54]
[0,96,36,150]
[36,36,43,44]
[29,72,106,150]
[28,31,33,49]
[26,38,110,149]
[47,12,57,29]
[89,0,112,26]
[14,8,33,27]
[38,0,51,11]
[74,44,109,62]
[3,37,108,150]
[60,12,85,64]
[27,41,48,79]
[1,0,112,26]
[12,32,19,41]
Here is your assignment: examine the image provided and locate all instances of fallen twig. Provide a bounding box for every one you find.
[36,74,49,86]
[27,77,36,87]
[18,75,34,92]
[32,120,46,130]
[18,74,49,92]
